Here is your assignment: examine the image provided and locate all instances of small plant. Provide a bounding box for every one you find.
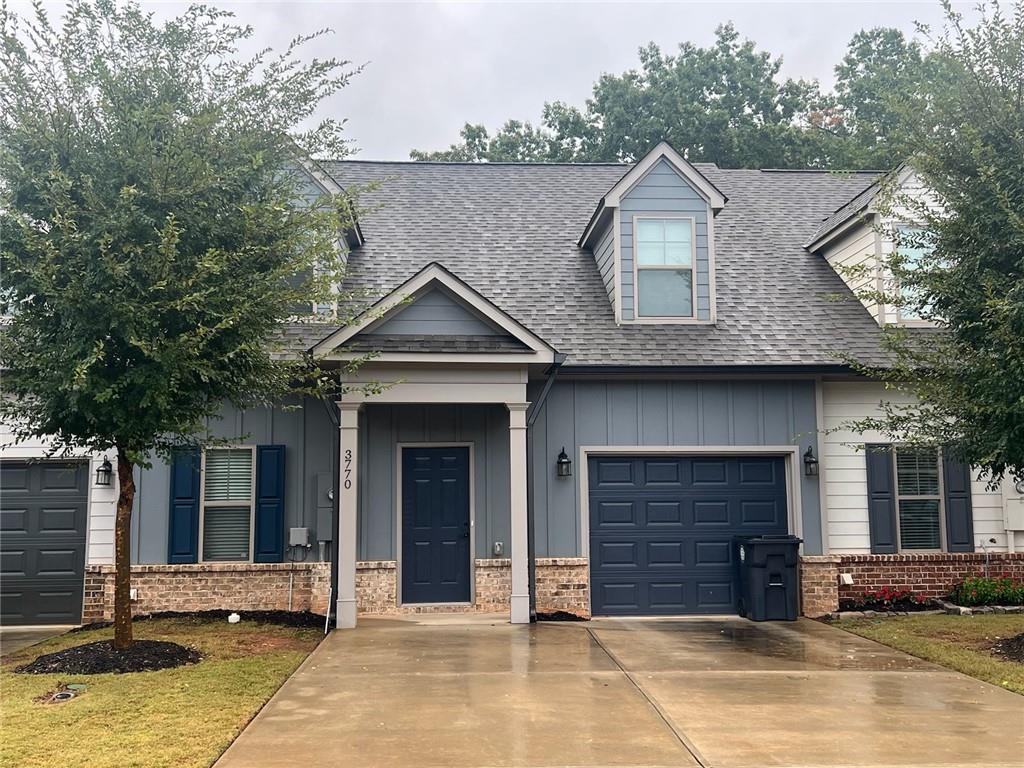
[839,587,929,612]
[948,576,1024,607]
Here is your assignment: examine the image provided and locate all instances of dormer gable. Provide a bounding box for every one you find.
[580,142,724,325]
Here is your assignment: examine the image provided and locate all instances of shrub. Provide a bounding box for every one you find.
[948,576,1024,607]
[840,587,928,611]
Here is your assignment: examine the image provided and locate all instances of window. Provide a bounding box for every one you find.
[635,217,694,317]
[894,446,943,550]
[894,227,934,322]
[201,447,255,562]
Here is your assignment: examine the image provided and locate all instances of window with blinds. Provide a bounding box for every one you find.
[894,446,943,550]
[202,448,253,561]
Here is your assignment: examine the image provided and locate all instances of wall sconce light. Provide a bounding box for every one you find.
[95,457,113,487]
[556,447,572,478]
[803,446,819,477]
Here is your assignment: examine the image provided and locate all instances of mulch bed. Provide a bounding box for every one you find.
[991,632,1024,664]
[838,599,936,613]
[536,610,587,622]
[15,640,202,675]
[72,609,325,633]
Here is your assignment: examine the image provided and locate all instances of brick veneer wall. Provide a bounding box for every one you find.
[82,556,595,622]
[837,553,1024,602]
[799,553,1024,617]
[83,562,332,623]
[800,556,840,618]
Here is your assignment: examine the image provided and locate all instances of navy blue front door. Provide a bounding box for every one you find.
[589,456,788,615]
[401,447,471,604]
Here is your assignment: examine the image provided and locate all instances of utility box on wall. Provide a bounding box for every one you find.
[1006,497,1024,532]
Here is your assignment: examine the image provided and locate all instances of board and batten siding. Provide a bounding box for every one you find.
[619,158,712,321]
[527,378,823,557]
[129,397,335,564]
[822,381,1016,552]
[358,403,510,561]
[592,220,616,307]
[366,288,500,336]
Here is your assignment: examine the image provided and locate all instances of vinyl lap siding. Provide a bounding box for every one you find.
[619,159,712,321]
[822,225,881,323]
[822,381,1013,553]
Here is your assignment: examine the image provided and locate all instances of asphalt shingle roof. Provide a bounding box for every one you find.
[291,160,892,368]
[805,176,882,249]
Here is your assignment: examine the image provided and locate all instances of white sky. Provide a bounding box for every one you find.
[19,1,973,160]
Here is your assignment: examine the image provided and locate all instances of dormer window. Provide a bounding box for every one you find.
[635,217,695,317]
[894,226,935,323]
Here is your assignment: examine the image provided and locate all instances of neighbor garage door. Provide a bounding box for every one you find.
[1,460,88,625]
[589,455,788,615]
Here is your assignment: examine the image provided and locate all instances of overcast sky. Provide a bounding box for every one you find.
[21,1,972,160]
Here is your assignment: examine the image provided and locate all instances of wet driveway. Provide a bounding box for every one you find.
[215,615,1024,768]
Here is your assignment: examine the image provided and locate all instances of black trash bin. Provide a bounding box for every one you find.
[736,535,803,621]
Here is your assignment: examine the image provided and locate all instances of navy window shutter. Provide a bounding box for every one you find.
[168,449,201,563]
[865,444,899,554]
[942,453,974,552]
[254,445,285,563]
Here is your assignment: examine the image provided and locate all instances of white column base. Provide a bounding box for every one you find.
[510,594,530,624]
[336,597,357,629]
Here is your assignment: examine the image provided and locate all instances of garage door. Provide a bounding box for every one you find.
[1,460,88,625]
[589,455,788,615]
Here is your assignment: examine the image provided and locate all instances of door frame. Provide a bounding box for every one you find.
[579,445,803,616]
[395,442,476,607]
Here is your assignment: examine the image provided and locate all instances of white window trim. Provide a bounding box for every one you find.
[198,445,257,563]
[631,214,698,321]
[893,445,946,553]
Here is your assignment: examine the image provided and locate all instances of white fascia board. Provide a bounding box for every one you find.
[310,263,556,358]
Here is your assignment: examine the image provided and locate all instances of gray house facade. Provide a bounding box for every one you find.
[11,141,1011,629]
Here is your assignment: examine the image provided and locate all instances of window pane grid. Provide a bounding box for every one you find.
[635,217,694,317]
[894,446,943,551]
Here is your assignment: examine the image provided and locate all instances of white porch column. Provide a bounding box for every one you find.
[336,402,361,629]
[507,402,531,624]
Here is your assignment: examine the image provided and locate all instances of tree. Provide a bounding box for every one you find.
[846,1,1024,480]
[411,23,929,170]
[0,0,359,647]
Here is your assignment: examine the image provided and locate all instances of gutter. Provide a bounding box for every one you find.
[524,352,567,621]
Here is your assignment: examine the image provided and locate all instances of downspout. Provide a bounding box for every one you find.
[525,352,567,621]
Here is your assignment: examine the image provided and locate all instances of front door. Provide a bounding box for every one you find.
[401,446,471,604]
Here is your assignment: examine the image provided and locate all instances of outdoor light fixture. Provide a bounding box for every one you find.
[95,457,113,487]
[802,446,819,477]
[556,447,572,478]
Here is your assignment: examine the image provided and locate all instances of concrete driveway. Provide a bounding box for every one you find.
[0,625,71,657]
[216,615,1024,768]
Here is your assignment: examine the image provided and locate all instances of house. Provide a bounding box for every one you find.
[2,142,1022,628]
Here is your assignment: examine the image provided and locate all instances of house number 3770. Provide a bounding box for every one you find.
[343,449,353,490]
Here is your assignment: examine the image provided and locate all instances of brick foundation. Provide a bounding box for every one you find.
[799,556,841,617]
[83,556,594,623]
[353,557,590,617]
[799,552,1024,616]
[83,562,332,623]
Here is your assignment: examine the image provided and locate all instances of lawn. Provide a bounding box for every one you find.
[1,617,323,768]
[834,613,1024,695]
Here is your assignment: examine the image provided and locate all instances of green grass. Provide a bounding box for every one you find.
[835,613,1024,695]
[1,617,322,768]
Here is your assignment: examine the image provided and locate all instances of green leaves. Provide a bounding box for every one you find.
[410,22,931,169]
[0,1,358,460]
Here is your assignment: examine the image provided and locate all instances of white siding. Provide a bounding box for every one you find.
[0,419,118,564]
[822,224,881,323]
[822,381,1021,553]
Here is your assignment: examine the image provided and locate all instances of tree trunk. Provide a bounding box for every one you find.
[113,449,136,649]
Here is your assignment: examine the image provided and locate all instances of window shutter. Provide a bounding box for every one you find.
[168,449,200,563]
[254,445,285,563]
[865,444,898,554]
[942,454,974,552]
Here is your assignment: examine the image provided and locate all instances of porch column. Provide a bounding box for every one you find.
[336,402,361,629]
[507,402,530,624]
